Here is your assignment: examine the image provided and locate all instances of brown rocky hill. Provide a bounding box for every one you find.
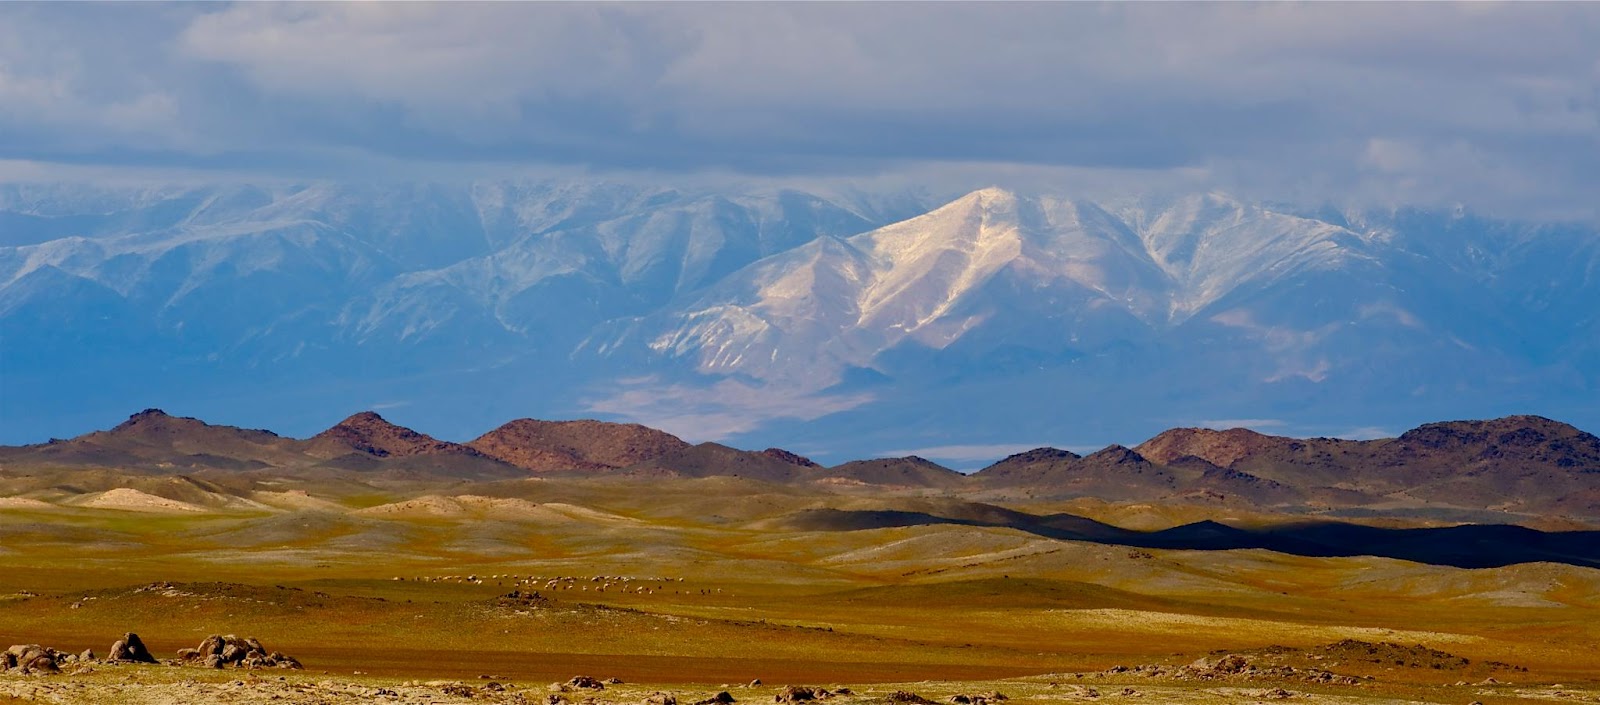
[467,419,689,472]
[973,445,1190,501]
[817,456,969,489]
[622,442,821,483]
[304,411,478,459]
[0,409,305,470]
[1,410,1595,522]
[1121,416,1599,515]
[968,447,1081,486]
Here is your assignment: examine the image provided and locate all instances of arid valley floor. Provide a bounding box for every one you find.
[2,411,1599,703]
[2,478,1599,704]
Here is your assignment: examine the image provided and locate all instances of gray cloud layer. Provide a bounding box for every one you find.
[2,2,1597,217]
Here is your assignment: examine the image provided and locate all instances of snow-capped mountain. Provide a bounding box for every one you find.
[1,180,1595,461]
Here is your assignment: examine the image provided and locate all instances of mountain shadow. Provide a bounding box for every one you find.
[785,506,1600,569]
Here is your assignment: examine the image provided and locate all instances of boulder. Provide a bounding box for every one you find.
[22,652,60,674]
[777,687,815,703]
[646,692,678,705]
[569,676,606,690]
[108,633,157,663]
[4,645,62,675]
[776,687,838,703]
[694,692,736,705]
[79,649,95,662]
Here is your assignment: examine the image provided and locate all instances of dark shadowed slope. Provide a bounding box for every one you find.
[783,506,1600,569]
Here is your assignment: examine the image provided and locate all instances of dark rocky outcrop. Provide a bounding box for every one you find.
[108,632,157,663]
[177,634,301,670]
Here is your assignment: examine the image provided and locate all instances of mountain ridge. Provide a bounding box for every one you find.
[1,409,1594,524]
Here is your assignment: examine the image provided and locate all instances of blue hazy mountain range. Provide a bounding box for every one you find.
[2,180,1596,466]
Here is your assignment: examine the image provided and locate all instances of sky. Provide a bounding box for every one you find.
[1,2,1599,218]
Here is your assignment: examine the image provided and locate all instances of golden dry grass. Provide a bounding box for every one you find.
[1,478,1597,701]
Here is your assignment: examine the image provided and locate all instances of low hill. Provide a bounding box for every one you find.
[468,419,689,472]
[623,442,821,483]
[304,411,480,459]
[818,456,969,488]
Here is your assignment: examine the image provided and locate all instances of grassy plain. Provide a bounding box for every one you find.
[1,477,1597,703]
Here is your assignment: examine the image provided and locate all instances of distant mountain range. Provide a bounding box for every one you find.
[2,181,1598,459]
[3,409,1594,525]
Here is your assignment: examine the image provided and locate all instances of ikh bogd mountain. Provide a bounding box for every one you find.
[2,181,1598,460]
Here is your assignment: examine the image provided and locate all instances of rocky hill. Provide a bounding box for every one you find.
[1,410,1595,523]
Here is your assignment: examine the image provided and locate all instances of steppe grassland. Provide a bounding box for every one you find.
[1,479,1597,692]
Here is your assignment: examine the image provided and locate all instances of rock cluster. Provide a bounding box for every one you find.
[175,634,302,670]
[1,644,76,674]
[108,632,157,663]
[949,692,1007,705]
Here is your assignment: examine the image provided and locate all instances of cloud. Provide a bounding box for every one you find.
[1197,419,1288,431]
[0,3,1596,217]
[1328,426,1396,441]
[581,376,874,442]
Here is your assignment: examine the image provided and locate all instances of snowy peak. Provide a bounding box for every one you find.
[4,179,1598,458]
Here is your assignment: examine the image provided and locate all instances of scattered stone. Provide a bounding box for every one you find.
[1118,688,1139,697]
[440,682,476,697]
[569,676,606,690]
[546,696,569,705]
[646,691,678,705]
[885,691,935,704]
